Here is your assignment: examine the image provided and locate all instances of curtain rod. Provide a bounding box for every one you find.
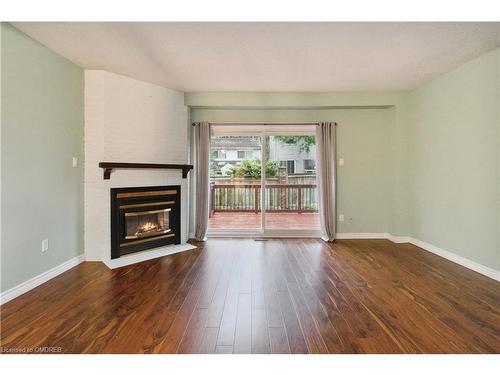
[191,122,337,126]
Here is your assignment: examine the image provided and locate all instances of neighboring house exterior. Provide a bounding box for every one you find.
[268,137,316,175]
[210,136,316,176]
[211,136,262,176]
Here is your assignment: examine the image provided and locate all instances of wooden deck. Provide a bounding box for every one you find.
[1,238,499,353]
[208,212,320,229]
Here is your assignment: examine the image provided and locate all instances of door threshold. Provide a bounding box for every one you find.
[207,229,321,238]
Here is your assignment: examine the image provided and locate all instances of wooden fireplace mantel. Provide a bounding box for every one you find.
[98,162,194,180]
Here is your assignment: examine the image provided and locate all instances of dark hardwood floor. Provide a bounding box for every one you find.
[1,239,499,354]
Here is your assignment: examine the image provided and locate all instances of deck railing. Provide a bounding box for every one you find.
[210,183,318,216]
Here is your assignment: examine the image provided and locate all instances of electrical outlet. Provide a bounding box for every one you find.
[339,158,344,166]
[72,157,78,168]
[41,239,49,252]
[338,214,344,222]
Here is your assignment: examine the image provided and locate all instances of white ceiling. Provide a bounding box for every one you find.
[12,22,500,92]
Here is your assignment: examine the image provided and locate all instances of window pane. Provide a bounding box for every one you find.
[265,135,319,230]
[209,136,262,230]
[304,159,316,171]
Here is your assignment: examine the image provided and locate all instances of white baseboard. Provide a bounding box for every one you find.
[406,237,500,282]
[327,232,499,281]
[0,254,85,305]
[336,232,389,239]
[103,243,197,269]
[386,234,413,243]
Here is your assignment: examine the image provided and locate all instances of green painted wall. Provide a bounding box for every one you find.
[185,91,399,107]
[188,48,500,272]
[1,23,84,292]
[391,96,413,237]
[191,107,396,234]
[403,48,499,269]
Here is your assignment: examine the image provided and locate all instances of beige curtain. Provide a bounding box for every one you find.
[193,122,211,241]
[316,122,337,242]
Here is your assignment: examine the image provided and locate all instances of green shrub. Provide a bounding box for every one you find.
[228,159,278,178]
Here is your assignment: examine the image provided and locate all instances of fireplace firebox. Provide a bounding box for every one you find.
[110,185,181,259]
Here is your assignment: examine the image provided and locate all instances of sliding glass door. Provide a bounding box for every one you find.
[264,135,320,231]
[207,127,320,236]
[208,135,262,230]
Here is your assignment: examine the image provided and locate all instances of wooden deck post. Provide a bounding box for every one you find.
[297,186,302,213]
[209,184,215,218]
[254,186,259,213]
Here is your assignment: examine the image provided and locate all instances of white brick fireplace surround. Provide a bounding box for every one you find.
[84,70,192,266]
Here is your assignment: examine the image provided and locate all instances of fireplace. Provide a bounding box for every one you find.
[110,185,181,259]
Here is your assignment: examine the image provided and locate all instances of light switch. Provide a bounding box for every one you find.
[339,158,344,166]
[72,157,78,168]
[42,239,49,252]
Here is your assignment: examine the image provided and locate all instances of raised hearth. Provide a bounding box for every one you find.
[110,185,181,259]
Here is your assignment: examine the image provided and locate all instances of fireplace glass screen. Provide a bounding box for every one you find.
[124,208,171,239]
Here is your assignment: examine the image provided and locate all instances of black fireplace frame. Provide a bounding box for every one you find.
[110,185,181,259]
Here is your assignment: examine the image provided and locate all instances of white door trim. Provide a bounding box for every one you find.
[208,127,320,237]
